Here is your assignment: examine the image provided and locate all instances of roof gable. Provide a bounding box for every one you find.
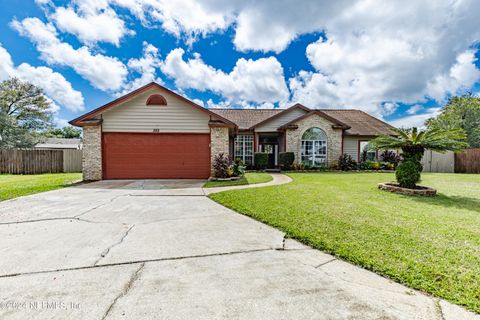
[279,110,351,130]
[250,103,311,130]
[70,82,235,127]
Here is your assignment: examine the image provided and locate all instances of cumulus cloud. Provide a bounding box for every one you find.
[160,48,289,104]
[389,108,442,129]
[11,17,128,91]
[110,0,232,45]
[50,0,134,46]
[289,0,480,116]
[0,44,84,112]
[115,42,163,96]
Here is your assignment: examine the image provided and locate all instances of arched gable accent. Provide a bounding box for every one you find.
[146,94,168,106]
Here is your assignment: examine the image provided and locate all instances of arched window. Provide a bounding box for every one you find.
[146,94,167,106]
[301,128,327,166]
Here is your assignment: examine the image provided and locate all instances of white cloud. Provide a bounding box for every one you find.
[111,0,232,44]
[50,0,134,46]
[289,0,480,116]
[160,48,289,104]
[115,41,163,95]
[0,44,84,112]
[12,17,128,91]
[426,51,480,102]
[407,105,423,115]
[389,108,441,129]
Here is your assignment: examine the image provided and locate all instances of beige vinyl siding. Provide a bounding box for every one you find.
[102,88,211,133]
[255,108,307,132]
[343,136,361,161]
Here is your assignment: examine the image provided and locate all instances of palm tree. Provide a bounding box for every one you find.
[370,127,468,188]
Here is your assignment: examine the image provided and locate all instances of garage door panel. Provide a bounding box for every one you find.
[103,133,210,179]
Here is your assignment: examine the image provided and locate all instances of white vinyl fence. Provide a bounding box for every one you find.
[421,150,454,173]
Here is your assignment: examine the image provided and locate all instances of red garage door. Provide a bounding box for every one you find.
[102,133,211,179]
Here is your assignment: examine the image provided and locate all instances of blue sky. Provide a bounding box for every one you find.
[1,0,479,128]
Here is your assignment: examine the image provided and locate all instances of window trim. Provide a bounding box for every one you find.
[300,128,328,166]
[234,135,254,165]
[358,140,378,162]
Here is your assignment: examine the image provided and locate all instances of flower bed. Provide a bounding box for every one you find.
[378,182,437,196]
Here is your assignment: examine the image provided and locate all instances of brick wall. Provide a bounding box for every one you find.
[210,127,229,176]
[82,125,102,180]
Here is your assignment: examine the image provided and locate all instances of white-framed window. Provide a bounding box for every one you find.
[301,128,327,166]
[359,141,377,161]
[234,135,253,165]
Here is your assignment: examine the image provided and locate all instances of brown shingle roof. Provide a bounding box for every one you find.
[209,109,281,130]
[320,110,395,136]
[209,107,395,136]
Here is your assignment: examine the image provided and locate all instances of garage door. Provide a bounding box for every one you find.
[102,133,211,179]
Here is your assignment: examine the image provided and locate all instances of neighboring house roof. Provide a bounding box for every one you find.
[35,138,82,149]
[210,105,395,135]
[69,82,235,127]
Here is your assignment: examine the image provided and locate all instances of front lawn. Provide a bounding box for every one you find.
[209,172,480,313]
[0,173,82,201]
[203,172,273,188]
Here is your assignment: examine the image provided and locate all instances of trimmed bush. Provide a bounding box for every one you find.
[212,153,232,178]
[279,152,295,170]
[338,154,357,171]
[254,152,268,169]
[396,160,421,188]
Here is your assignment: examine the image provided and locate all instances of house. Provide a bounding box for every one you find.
[34,138,82,150]
[70,82,395,180]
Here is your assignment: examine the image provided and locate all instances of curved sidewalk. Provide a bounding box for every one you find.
[203,173,292,195]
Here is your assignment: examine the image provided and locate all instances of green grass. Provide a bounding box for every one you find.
[209,172,480,313]
[0,173,82,201]
[203,172,273,188]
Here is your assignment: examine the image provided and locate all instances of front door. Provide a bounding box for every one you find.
[261,144,277,168]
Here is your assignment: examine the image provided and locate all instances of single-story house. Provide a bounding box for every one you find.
[34,138,82,150]
[70,82,395,180]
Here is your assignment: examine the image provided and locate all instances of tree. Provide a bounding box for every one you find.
[0,78,53,148]
[44,126,82,139]
[426,93,480,147]
[370,127,468,188]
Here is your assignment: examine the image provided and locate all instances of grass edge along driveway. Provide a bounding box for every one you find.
[0,173,82,201]
[203,172,272,188]
[209,172,480,314]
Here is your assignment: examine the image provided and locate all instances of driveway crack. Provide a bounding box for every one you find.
[315,258,337,269]
[94,225,135,265]
[101,263,144,320]
[434,299,446,320]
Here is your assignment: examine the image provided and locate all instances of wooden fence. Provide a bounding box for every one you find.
[0,149,82,174]
[63,149,83,173]
[455,148,480,173]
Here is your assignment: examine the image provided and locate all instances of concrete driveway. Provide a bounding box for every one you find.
[0,180,477,320]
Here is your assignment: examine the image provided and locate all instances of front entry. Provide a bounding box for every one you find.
[259,135,278,169]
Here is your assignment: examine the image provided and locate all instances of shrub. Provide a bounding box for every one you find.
[371,161,381,170]
[396,160,421,188]
[380,150,401,165]
[254,152,268,170]
[232,158,246,177]
[212,153,232,178]
[279,152,295,170]
[291,162,305,170]
[311,164,328,171]
[338,154,357,171]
